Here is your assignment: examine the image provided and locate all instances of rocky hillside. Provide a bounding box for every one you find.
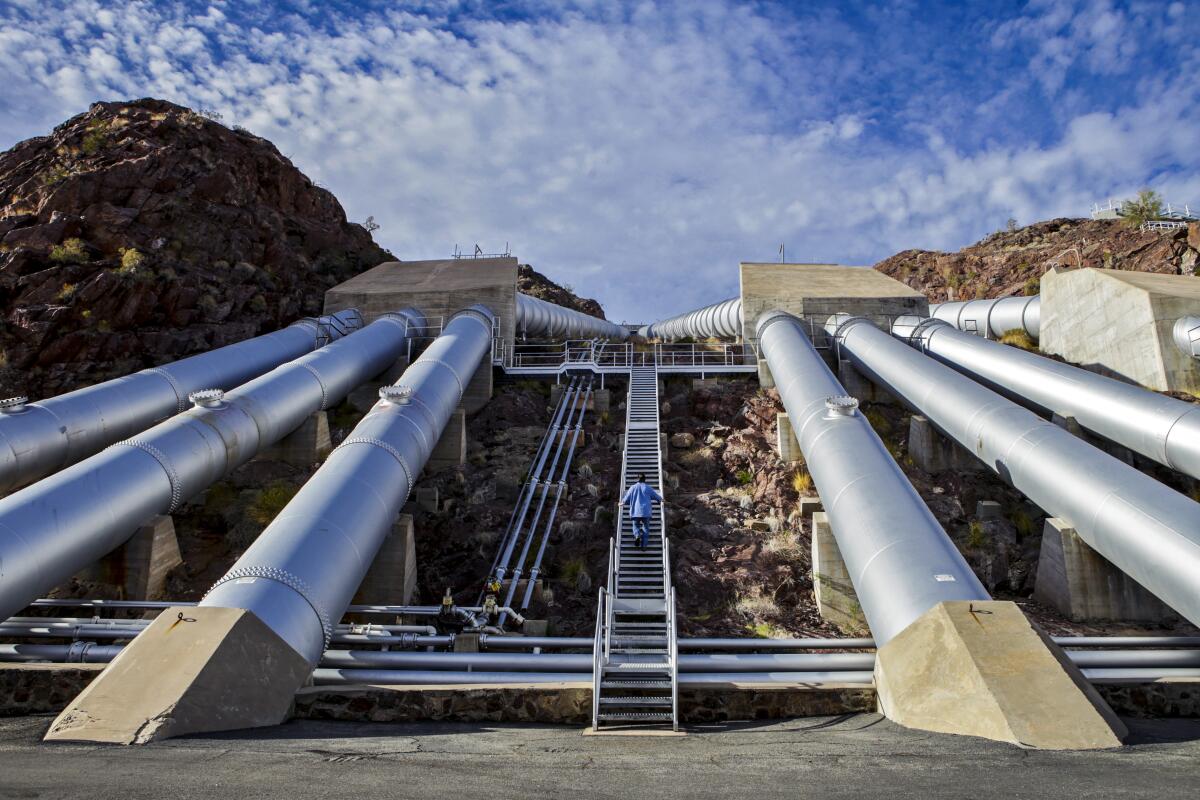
[518,264,608,319]
[0,98,394,399]
[876,217,1200,303]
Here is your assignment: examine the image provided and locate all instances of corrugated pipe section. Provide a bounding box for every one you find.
[828,313,1200,628]
[639,297,742,340]
[893,315,1200,481]
[930,296,1040,339]
[0,309,423,622]
[516,294,627,340]
[756,310,988,645]
[201,305,496,665]
[1172,316,1200,358]
[0,309,364,494]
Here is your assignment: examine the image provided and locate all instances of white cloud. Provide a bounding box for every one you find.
[0,1,1196,322]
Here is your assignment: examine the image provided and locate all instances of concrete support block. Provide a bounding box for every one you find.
[79,515,181,600]
[459,361,494,415]
[353,514,417,607]
[1051,411,1085,438]
[258,411,332,467]
[908,415,983,475]
[427,408,466,472]
[874,601,1126,750]
[757,358,775,389]
[776,412,803,464]
[591,389,611,414]
[837,360,894,406]
[1054,412,1134,465]
[45,606,311,744]
[522,619,549,636]
[798,496,823,519]
[692,378,717,393]
[414,487,439,514]
[810,512,867,634]
[550,383,565,408]
[976,500,1002,520]
[453,632,481,653]
[1034,518,1175,623]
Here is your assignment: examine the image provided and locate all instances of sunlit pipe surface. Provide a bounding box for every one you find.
[892,315,1200,480]
[639,297,743,341]
[516,294,627,340]
[0,311,423,622]
[757,311,988,645]
[1172,316,1200,358]
[0,310,363,494]
[828,313,1200,628]
[201,305,496,665]
[929,296,1040,339]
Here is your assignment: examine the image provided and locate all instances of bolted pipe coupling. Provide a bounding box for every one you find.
[188,389,225,409]
[379,385,414,405]
[824,395,859,418]
[0,396,29,414]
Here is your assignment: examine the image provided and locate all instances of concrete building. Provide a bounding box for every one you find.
[1041,267,1200,392]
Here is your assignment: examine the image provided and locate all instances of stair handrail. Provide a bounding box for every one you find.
[668,585,679,731]
[591,585,605,729]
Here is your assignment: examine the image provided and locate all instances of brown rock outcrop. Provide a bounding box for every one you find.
[0,98,393,398]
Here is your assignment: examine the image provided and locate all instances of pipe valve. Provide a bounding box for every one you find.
[379,385,414,405]
[188,389,225,409]
[0,396,28,414]
[824,395,859,418]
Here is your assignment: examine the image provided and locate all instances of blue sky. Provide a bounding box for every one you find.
[1,0,1197,322]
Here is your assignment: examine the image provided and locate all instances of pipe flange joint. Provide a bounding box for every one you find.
[207,565,334,647]
[145,367,188,412]
[450,304,496,335]
[301,363,330,409]
[379,385,414,405]
[114,438,183,512]
[336,436,415,491]
[0,396,29,414]
[189,389,225,409]
[824,395,859,418]
[416,357,464,395]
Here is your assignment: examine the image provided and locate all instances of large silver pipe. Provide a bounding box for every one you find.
[201,305,496,665]
[1172,316,1200,358]
[892,316,1200,480]
[757,311,988,645]
[828,314,1200,627]
[639,297,743,341]
[516,294,626,340]
[0,310,364,494]
[930,296,1040,339]
[0,311,422,622]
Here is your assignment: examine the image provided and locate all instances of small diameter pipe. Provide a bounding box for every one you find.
[893,315,1200,480]
[829,313,1200,628]
[0,310,423,622]
[309,669,876,686]
[0,310,365,494]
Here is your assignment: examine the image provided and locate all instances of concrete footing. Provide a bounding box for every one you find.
[592,388,611,413]
[776,412,803,464]
[427,408,466,472]
[757,358,774,389]
[259,411,332,467]
[460,361,494,415]
[44,606,311,744]
[1034,518,1175,622]
[797,496,823,519]
[837,360,893,405]
[79,515,181,600]
[353,514,417,607]
[414,487,439,513]
[810,512,867,633]
[874,601,1127,750]
[908,414,983,474]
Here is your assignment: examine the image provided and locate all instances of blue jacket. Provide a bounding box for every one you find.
[621,481,663,518]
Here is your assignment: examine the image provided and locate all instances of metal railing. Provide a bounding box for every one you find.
[591,585,605,728]
[667,586,679,732]
[496,338,758,374]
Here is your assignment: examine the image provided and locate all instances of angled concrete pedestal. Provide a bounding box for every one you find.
[837,360,894,406]
[258,411,332,467]
[45,606,311,744]
[810,512,866,633]
[353,514,417,608]
[591,389,611,414]
[908,414,983,475]
[1034,518,1174,623]
[427,408,466,472]
[776,412,803,464]
[460,361,494,415]
[757,358,775,389]
[874,601,1126,750]
[79,515,181,600]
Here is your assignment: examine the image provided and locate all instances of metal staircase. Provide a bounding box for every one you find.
[592,364,679,731]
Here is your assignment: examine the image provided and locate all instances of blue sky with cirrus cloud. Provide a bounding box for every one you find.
[0,0,1196,322]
